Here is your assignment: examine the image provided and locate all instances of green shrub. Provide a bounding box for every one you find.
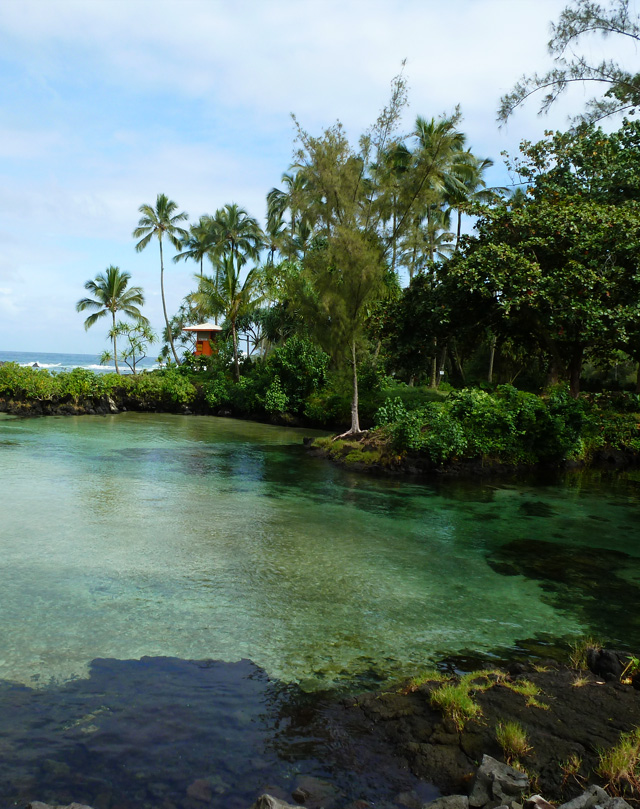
[264,375,289,414]
[266,335,329,414]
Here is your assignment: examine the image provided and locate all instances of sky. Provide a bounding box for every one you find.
[0,0,635,354]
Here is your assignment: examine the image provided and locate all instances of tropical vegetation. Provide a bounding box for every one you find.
[43,0,640,470]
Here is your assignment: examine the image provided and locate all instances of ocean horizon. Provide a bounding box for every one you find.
[0,350,159,374]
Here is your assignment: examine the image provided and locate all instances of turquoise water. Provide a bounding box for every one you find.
[2,413,639,690]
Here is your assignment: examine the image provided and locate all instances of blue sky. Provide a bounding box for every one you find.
[0,0,629,354]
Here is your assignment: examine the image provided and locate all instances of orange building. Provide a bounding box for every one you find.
[182,323,223,356]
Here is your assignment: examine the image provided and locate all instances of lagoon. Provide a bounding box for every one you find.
[1,413,640,805]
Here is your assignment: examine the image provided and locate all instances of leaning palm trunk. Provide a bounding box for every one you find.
[159,240,181,365]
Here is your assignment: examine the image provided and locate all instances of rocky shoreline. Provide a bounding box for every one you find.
[306,434,640,478]
[20,649,640,809]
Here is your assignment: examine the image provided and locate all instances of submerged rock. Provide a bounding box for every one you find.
[252,795,299,809]
[26,803,93,809]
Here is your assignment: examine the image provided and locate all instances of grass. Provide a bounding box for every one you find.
[496,720,532,763]
[400,669,449,694]
[568,636,602,671]
[428,669,500,730]
[560,753,585,788]
[504,678,550,709]
[572,674,589,687]
[428,669,550,731]
[312,435,392,467]
[597,727,640,795]
[430,682,483,731]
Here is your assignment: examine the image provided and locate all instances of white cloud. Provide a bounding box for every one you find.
[0,0,635,352]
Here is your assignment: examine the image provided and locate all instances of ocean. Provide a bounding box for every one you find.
[0,350,158,374]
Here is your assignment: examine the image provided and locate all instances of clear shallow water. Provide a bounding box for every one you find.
[1,413,640,690]
[2,413,640,806]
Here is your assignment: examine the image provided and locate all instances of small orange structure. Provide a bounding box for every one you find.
[182,323,223,356]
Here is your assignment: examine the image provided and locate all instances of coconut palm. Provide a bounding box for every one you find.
[192,254,265,381]
[76,265,147,374]
[445,152,506,250]
[133,193,188,364]
[173,215,215,277]
[210,203,264,268]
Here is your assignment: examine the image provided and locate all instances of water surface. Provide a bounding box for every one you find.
[2,413,640,806]
[2,413,640,689]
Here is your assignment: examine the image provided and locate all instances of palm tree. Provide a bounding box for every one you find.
[210,203,264,268]
[192,255,265,381]
[133,193,188,364]
[445,152,506,250]
[266,171,312,258]
[174,215,215,277]
[76,266,147,374]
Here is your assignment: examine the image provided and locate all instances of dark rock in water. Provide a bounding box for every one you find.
[518,501,555,518]
[32,362,39,368]
[186,778,213,802]
[469,755,529,808]
[586,648,623,682]
[486,539,640,640]
[26,803,93,809]
[290,775,340,809]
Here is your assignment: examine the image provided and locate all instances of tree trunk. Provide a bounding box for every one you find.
[391,207,397,274]
[455,209,462,252]
[112,311,120,375]
[437,343,448,387]
[569,345,583,399]
[232,320,240,382]
[350,338,361,434]
[430,337,438,388]
[452,339,466,385]
[160,239,181,365]
[487,334,497,384]
[636,362,640,394]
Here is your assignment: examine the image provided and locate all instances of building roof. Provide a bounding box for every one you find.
[182,323,223,332]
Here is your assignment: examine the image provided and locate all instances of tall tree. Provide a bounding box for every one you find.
[76,265,147,374]
[191,255,265,380]
[210,203,264,269]
[174,216,215,277]
[499,0,640,123]
[448,122,640,397]
[133,193,188,365]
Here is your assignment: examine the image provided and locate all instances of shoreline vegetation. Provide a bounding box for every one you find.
[2,362,639,477]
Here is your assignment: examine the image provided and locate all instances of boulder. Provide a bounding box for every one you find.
[524,797,555,809]
[423,796,469,809]
[468,755,529,808]
[558,785,611,809]
[586,649,623,682]
[604,799,633,809]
